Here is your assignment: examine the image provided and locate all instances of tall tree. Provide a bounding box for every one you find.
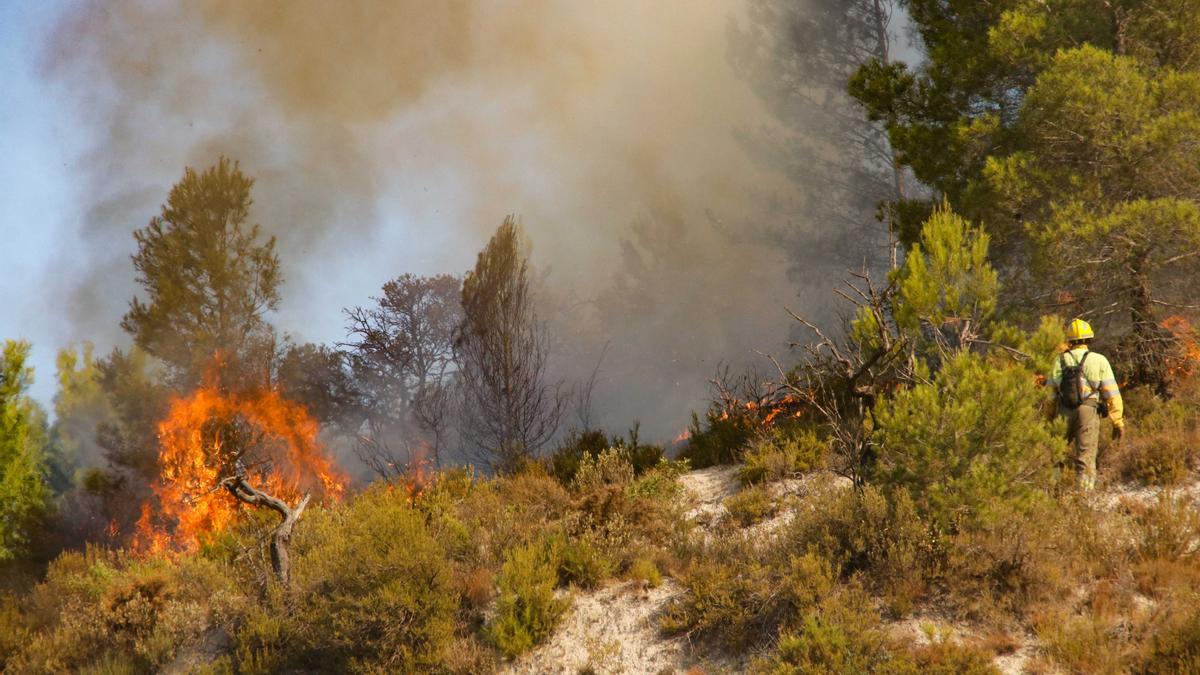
[342,273,463,471]
[456,217,565,473]
[122,156,281,390]
[48,344,115,489]
[0,340,51,561]
[850,0,1200,392]
[729,0,908,276]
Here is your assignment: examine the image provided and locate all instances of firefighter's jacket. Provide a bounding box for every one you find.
[1046,346,1124,426]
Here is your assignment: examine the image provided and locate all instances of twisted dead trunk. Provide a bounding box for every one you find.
[223,476,311,586]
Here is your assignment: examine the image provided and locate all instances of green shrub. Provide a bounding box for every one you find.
[4,549,232,674]
[251,488,458,673]
[875,352,1064,534]
[488,540,571,657]
[554,534,612,589]
[785,486,930,613]
[754,586,890,674]
[662,542,837,651]
[550,430,610,483]
[739,428,828,485]
[724,484,776,527]
[627,558,662,588]
[551,429,665,484]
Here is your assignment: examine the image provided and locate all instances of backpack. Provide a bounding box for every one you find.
[1058,351,1091,408]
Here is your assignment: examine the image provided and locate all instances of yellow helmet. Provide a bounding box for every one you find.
[1066,318,1094,342]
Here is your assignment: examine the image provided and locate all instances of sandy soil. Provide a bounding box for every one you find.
[500,580,692,675]
[511,464,1199,674]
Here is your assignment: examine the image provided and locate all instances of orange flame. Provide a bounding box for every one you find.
[1161,315,1200,383]
[673,428,692,444]
[710,393,806,429]
[134,383,345,554]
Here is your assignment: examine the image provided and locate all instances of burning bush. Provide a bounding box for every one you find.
[134,381,345,557]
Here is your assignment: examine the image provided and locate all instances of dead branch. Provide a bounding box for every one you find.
[222,475,311,586]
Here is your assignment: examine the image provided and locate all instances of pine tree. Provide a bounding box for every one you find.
[850,1,1200,392]
[456,217,564,472]
[122,156,281,390]
[0,340,51,560]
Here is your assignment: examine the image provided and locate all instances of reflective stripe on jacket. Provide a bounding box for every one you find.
[1047,347,1124,424]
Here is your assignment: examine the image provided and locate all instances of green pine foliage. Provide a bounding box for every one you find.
[123,157,281,390]
[874,352,1064,533]
[0,340,51,561]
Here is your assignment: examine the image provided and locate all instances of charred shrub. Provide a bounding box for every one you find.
[677,410,756,468]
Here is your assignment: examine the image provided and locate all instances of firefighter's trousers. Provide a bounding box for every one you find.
[1059,400,1100,490]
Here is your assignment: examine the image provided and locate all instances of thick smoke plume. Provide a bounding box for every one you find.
[42,0,847,439]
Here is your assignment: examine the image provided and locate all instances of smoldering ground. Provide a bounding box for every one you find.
[39,0,865,441]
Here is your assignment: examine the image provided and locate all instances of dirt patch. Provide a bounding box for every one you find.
[500,580,691,675]
[678,464,741,527]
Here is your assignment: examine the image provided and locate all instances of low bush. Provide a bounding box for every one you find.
[1035,611,1128,675]
[739,427,828,485]
[1105,390,1200,487]
[751,585,890,673]
[627,557,662,588]
[1140,598,1200,674]
[4,548,233,674]
[662,539,837,651]
[723,484,776,526]
[785,486,931,614]
[553,533,612,589]
[1131,492,1200,563]
[677,410,757,468]
[488,539,571,658]
[550,428,664,484]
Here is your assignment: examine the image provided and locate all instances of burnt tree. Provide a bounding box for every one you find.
[342,273,462,474]
[456,217,566,473]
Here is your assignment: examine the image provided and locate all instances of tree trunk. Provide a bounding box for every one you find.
[224,476,311,586]
[1128,265,1170,397]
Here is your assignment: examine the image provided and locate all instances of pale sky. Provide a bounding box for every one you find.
[0,1,83,406]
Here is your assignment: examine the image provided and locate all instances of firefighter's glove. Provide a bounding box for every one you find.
[1112,423,1125,442]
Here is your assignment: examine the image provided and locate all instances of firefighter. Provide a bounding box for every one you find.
[1047,318,1125,491]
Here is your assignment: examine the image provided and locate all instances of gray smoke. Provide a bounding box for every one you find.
[41,0,848,440]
